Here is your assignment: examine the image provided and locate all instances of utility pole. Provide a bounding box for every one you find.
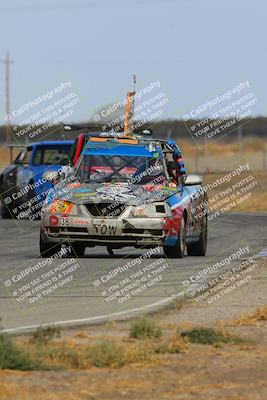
[238,125,243,157]
[0,53,14,144]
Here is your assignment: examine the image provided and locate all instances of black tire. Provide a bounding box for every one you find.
[68,243,86,257]
[40,233,61,257]
[0,201,12,219]
[163,215,186,258]
[187,216,207,256]
[26,185,41,220]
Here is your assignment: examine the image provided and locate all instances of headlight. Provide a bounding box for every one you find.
[42,170,59,182]
[49,199,77,214]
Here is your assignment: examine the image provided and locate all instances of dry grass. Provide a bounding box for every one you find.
[1,321,239,372]
[203,171,267,212]
[0,145,20,168]
[179,137,267,157]
[234,305,267,326]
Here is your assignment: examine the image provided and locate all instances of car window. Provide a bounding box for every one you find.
[32,145,71,165]
[14,148,32,165]
[76,154,167,184]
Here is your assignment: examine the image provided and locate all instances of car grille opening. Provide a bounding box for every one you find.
[84,203,126,217]
[156,205,165,213]
[47,227,88,236]
[122,228,163,236]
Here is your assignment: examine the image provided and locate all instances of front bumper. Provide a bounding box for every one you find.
[43,215,166,247]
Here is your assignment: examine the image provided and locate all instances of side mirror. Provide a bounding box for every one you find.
[184,174,203,186]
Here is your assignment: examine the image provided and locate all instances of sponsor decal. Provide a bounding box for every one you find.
[93,224,117,235]
[72,218,91,226]
[49,200,74,213]
[61,216,69,226]
[49,215,59,225]
[74,192,96,198]
[96,185,135,201]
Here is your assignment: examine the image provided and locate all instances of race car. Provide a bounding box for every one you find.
[40,133,208,258]
[0,140,74,219]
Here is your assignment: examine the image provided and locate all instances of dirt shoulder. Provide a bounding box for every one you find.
[0,259,267,400]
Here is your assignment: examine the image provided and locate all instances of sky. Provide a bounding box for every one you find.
[0,0,266,125]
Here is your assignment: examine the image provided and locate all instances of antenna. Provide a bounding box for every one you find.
[124,75,137,135]
[0,53,14,144]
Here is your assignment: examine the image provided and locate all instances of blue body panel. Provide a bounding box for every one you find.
[16,140,74,203]
[82,142,162,158]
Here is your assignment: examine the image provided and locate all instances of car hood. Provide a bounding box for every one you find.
[52,181,180,206]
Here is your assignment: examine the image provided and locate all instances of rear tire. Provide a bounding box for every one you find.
[0,201,12,219]
[40,233,61,257]
[187,216,207,256]
[163,215,186,258]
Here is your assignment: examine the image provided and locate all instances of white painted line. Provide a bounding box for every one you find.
[254,248,267,258]
[2,291,186,334]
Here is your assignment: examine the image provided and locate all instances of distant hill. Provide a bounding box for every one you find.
[0,117,266,144]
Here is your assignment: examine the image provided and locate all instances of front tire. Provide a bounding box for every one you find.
[163,215,186,258]
[187,216,207,256]
[0,201,12,219]
[40,233,61,257]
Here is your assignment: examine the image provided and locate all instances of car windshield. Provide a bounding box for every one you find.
[76,154,167,184]
[32,145,71,165]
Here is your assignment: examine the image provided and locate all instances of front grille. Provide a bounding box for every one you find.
[84,203,126,217]
[65,227,88,233]
[123,228,163,236]
[47,227,88,237]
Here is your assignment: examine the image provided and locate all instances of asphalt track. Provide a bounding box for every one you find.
[0,212,266,333]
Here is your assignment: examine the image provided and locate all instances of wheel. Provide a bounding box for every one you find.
[25,184,41,220]
[40,233,61,257]
[26,188,39,220]
[163,215,186,258]
[187,216,207,256]
[0,201,12,219]
[68,243,86,257]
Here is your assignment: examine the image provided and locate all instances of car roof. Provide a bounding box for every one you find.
[82,138,162,158]
[27,140,74,148]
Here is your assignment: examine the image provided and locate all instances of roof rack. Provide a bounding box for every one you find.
[64,124,153,137]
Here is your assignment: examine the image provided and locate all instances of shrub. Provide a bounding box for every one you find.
[46,345,83,369]
[181,327,233,345]
[0,333,46,370]
[86,340,127,368]
[129,316,162,340]
[30,326,61,345]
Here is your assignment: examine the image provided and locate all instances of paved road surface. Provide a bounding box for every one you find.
[0,213,266,333]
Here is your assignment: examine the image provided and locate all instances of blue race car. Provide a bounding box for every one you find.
[0,140,74,220]
[40,133,208,258]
